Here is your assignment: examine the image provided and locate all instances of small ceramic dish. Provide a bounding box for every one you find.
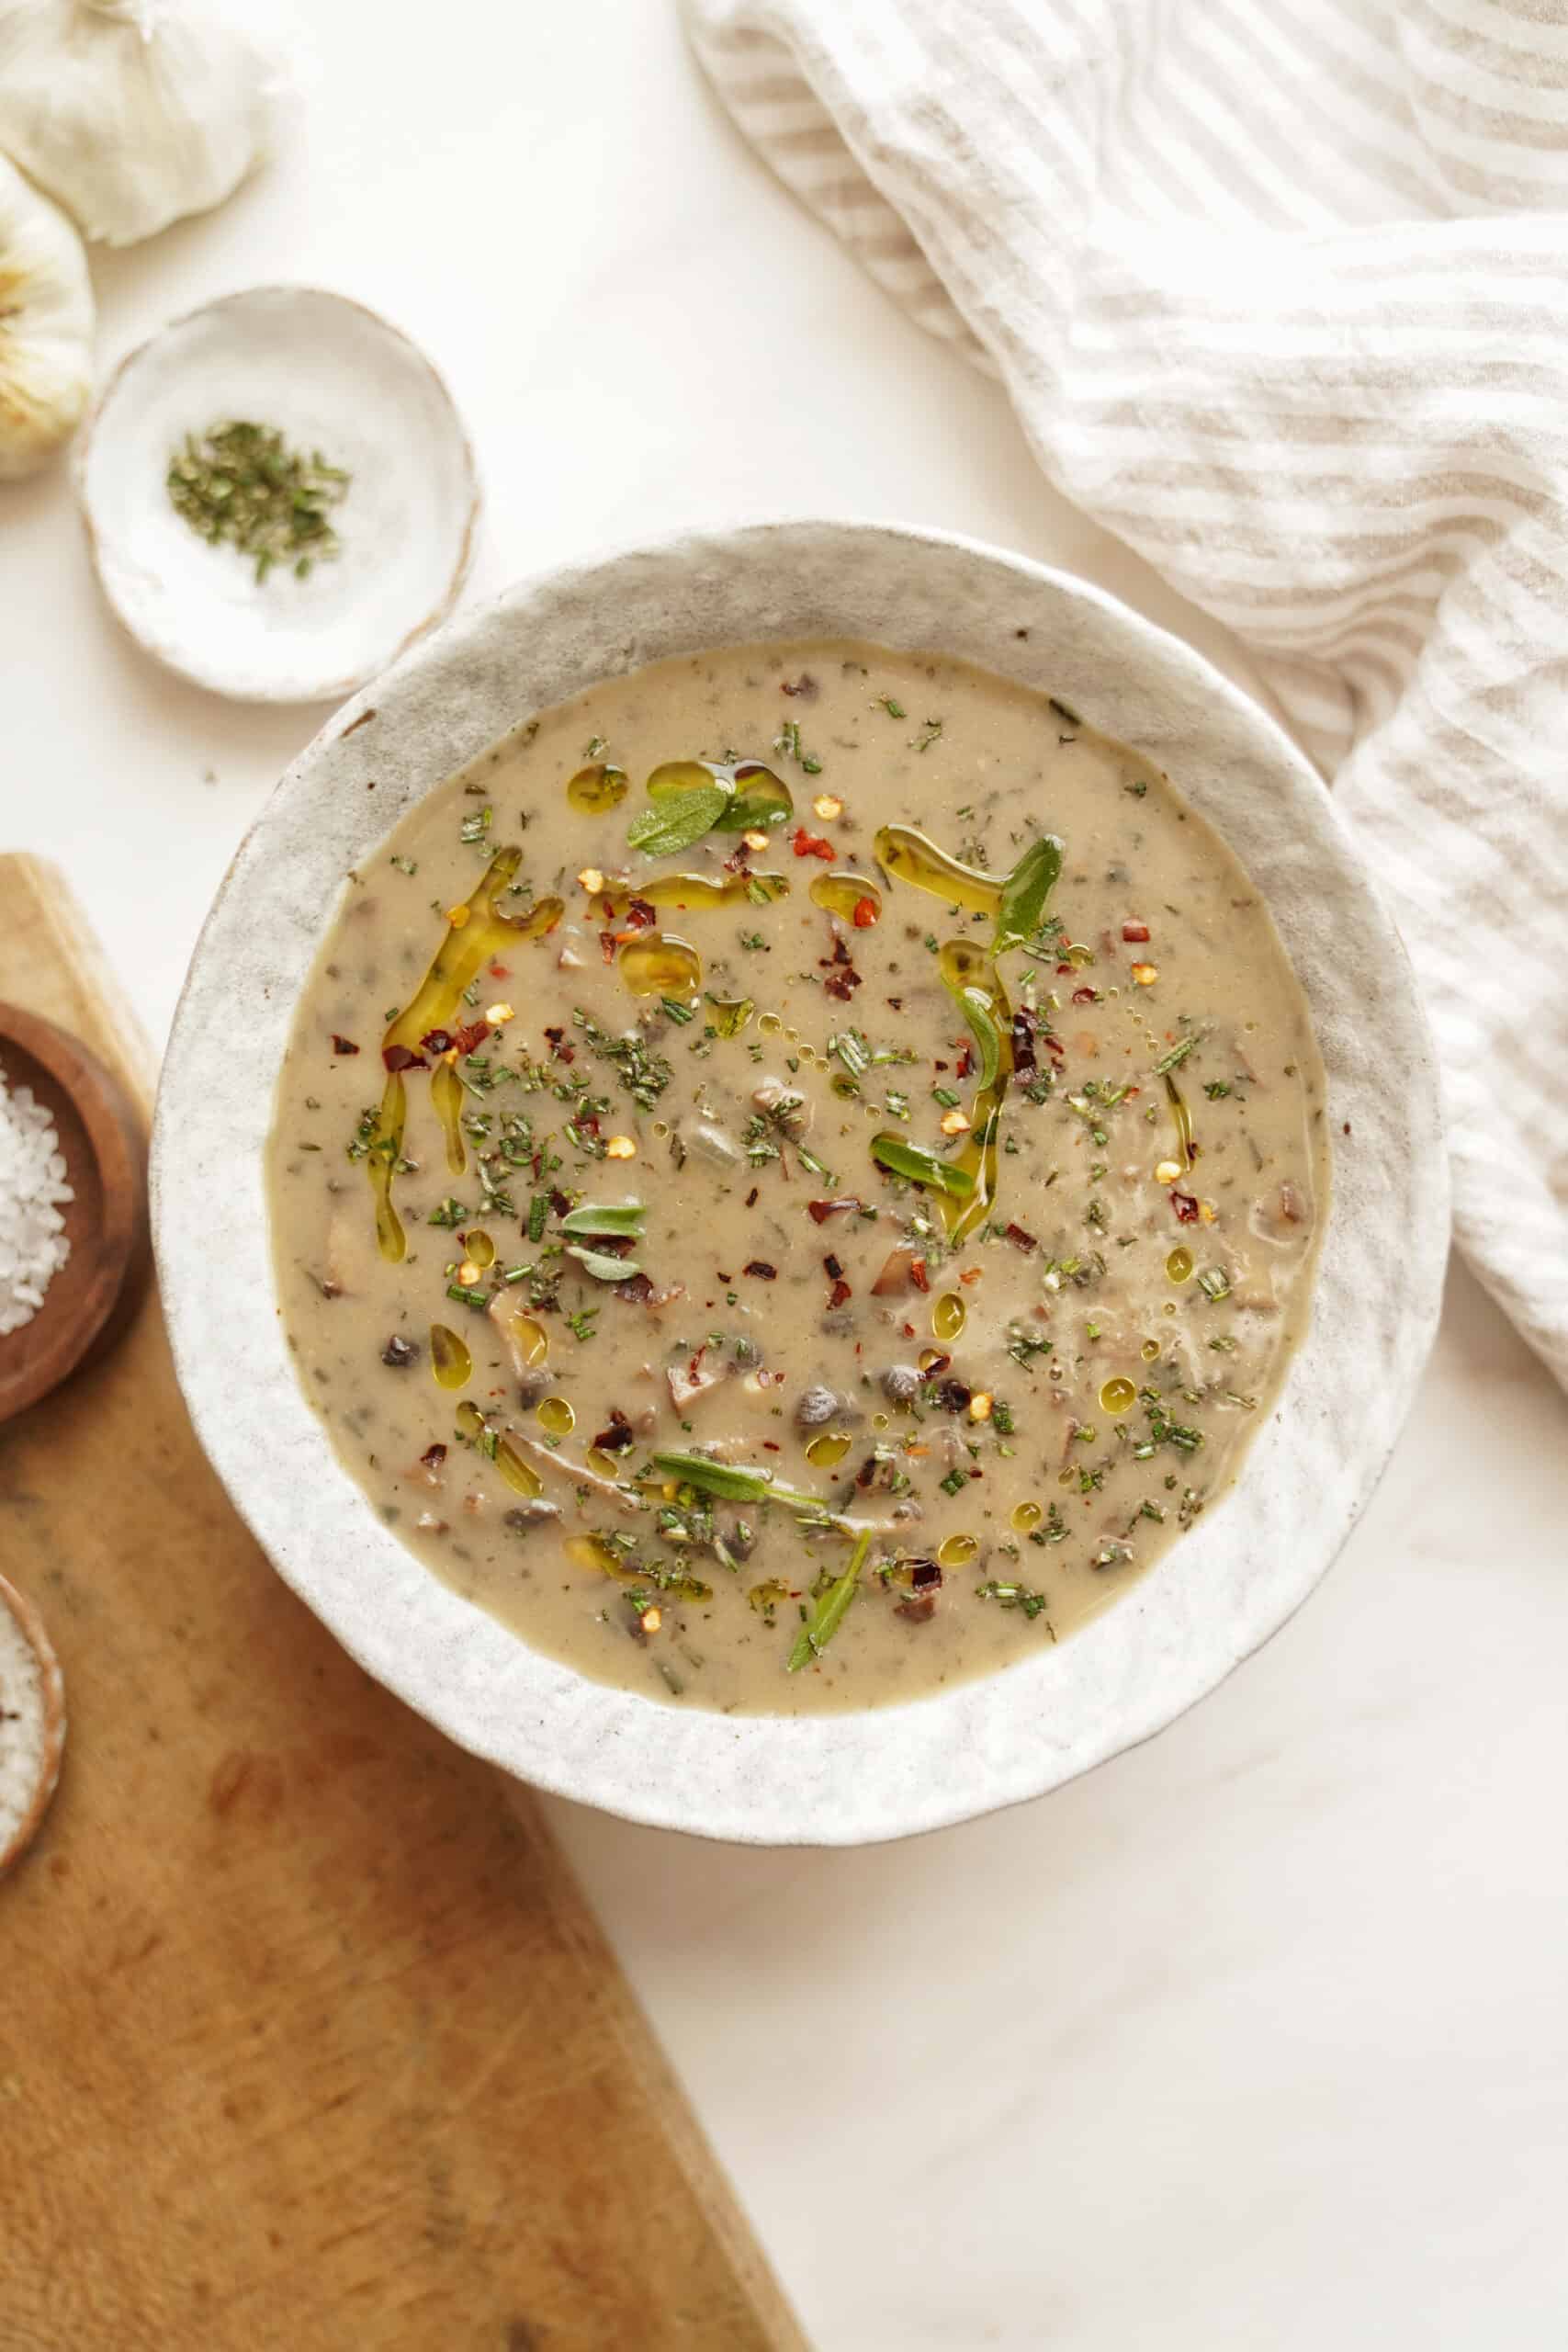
[0,1572,66,1880]
[0,1002,145,1427]
[152,522,1448,1846]
[77,286,480,705]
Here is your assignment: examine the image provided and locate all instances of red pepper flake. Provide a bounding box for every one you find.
[592,1411,635,1453]
[451,1019,492,1056]
[548,1188,571,1217]
[852,896,878,928]
[626,897,657,929]
[909,1559,942,1591]
[1122,921,1150,944]
[743,1259,778,1280]
[792,826,836,861]
[615,1272,656,1304]
[1171,1191,1201,1223]
[822,935,862,1001]
[909,1256,930,1294]
[1010,1008,1038,1076]
[828,1278,852,1309]
[1071,987,1100,1007]
[744,1185,760,1209]
[807,1196,862,1223]
[419,1027,454,1054]
[823,1252,845,1281]
[761,1440,782,1453]
[599,931,617,964]
[955,1043,974,1080]
[489,961,512,978]
[420,1442,447,1470]
[1004,1222,1038,1252]
[382,1043,428,1072]
[331,1034,359,1056]
[1043,1032,1066,1062]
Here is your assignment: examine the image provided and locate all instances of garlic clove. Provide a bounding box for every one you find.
[0,0,288,248]
[0,154,94,482]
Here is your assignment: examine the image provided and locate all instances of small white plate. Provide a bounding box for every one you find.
[77,286,480,705]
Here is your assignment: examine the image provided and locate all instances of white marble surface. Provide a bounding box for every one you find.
[3,4,1564,2343]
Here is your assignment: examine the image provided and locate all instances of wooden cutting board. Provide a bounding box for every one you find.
[0,854,805,2352]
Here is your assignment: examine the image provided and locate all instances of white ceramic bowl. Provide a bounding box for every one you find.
[78,286,480,704]
[152,522,1447,1846]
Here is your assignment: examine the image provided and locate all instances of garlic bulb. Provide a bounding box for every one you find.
[0,153,94,481]
[0,0,286,249]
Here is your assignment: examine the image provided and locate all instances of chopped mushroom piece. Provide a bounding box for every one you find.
[667,1348,724,1411]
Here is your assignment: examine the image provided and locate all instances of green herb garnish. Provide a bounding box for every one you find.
[1155,1035,1200,1074]
[786,1530,871,1670]
[627,786,729,857]
[559,1201,646,1238]
[166,420,350,582]
[566,1244,640,1281]
[977,1579,1050,1620]
[993,834,1065,953]
[869,1135,976,1196]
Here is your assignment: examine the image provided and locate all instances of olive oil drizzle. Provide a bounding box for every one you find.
[367,847,563,1261]
[870,825,1062,1238]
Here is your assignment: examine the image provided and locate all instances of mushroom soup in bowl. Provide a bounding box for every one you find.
[268,641,1326,1716]
[155,522,1445,1843]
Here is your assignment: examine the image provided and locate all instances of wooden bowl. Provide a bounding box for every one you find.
[0,1004,145,1426]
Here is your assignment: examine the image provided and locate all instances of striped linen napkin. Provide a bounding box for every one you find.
[686,0,1568,1395]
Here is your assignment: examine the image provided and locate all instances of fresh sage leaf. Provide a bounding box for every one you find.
[626,786,730,857]
[786,1530,871,1671]
[566,1244,642,1281]
[994,833,1065,951]
[646,759,729,802]
[560,1202,646,1238]
[869,1134,976,1195]
[956,985,1002,1091]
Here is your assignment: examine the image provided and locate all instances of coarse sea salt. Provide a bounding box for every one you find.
[0,1057,73,1337]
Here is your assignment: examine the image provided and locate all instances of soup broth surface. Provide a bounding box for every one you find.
[267,639,1326,1715]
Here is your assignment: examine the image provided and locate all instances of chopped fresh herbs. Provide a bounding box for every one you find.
[1155,1035,1201,1074]
[977,1579,1050,1621]
[166,419,349,581]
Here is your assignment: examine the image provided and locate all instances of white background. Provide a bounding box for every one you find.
[5,6,1567,2345]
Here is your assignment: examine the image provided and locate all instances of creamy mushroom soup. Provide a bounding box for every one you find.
[266,641,1327,1715]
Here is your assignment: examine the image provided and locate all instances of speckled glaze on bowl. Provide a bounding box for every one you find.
[152,522,1447,1846]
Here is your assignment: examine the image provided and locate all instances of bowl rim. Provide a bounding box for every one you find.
[152,516,1449,1845]
[74,282,482,707]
